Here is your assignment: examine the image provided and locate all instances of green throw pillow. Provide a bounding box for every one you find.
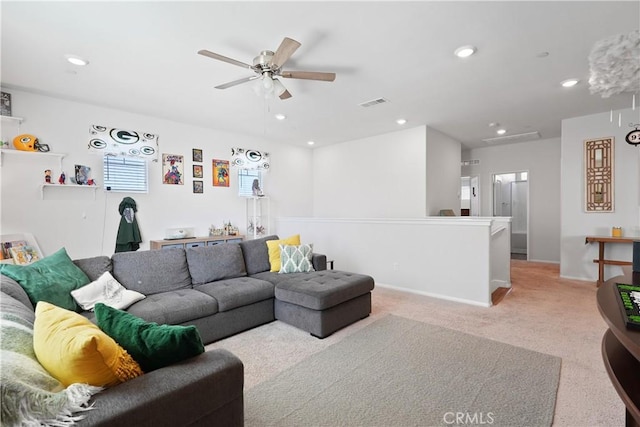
[94,303,205,372]
[279,243,315,274]
[0,247,89,312]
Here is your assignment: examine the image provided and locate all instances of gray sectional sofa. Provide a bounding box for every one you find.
[0,234,375,426]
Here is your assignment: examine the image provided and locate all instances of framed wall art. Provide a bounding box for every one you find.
[162,153,184,185]
[584,137,614,212]
[193,180,203,194]
[213,159,230,187]
[193,164,203,178]
[192,148,203,162]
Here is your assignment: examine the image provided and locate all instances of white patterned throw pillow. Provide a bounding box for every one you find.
[71,271,145,311]
[279,244,315,274]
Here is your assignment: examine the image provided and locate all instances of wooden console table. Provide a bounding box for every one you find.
[586,236,635,287]
[597,271,640,426]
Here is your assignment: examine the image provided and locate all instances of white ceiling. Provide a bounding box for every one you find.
[1,1,639,150]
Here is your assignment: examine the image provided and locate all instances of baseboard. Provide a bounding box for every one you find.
[374,283,491,308]
[559,274,596,283]
[526,259,560,265]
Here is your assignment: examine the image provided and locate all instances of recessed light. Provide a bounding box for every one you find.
[561,79,579,88]
[396,118,407,125]
[274,114,286,120]
[454,45,476,58]
[64,54,89,66]
[307,141,315,146]
[496,129,507,135]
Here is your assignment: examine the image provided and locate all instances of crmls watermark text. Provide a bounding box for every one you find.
[443,412,495,425]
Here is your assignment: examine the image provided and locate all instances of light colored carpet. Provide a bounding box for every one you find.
[207,260,624,426]
[244,314,561,427]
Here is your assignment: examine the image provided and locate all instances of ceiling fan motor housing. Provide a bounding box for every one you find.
[254,50,275,70]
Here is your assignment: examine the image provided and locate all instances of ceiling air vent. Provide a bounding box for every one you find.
[358,97,389,108]
[482,131,540,144]
[461,159,480,166]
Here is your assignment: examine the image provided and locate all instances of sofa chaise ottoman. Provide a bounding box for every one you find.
[240,235,375,338]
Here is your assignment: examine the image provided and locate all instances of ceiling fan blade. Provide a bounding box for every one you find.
[271,37,301,69]
[280,71,336,82]
[198,49,253,70]
[215,76,259,89]
[279,89,292,100]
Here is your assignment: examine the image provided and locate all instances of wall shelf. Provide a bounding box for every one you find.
[40,183,99,200]
[0,149,65,169]
[0,115,24,124]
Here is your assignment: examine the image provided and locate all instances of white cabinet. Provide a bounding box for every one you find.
[246,197,270,239]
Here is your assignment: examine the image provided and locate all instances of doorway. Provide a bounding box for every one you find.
[460,176,480,216]
[492,171,529,260]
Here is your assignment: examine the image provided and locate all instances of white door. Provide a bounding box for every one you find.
[470,176,479,216]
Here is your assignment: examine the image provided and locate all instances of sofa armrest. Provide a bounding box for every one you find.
[0,274,33,310]
[312,253,327,271]
[77,349,244,427]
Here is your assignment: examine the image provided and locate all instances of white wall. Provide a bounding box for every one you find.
[0,89,313,259]
[312,126,428,217]
[461,138,561,263]
[560,107,640,281]
[425,127,462,216]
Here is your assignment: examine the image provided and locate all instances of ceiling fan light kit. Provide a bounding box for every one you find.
[199,37,336,100]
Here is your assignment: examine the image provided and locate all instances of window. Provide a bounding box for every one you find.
[103,155,148,193]
[238,169,262,197]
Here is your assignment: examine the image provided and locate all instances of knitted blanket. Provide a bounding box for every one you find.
[1,293,101,426]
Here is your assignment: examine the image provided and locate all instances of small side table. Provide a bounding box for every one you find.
[585,236,635,287]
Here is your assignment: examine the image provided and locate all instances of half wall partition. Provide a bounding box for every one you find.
[276,217,511,307]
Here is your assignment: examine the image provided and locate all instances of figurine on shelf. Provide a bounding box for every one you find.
[44,169,52,184]
[252,179,264,197]
[58,171,66,184]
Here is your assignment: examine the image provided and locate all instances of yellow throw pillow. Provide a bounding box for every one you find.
[266,234,301,272]
[33,301,143,387]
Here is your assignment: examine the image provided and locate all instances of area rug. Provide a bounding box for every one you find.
[245,314,561,427]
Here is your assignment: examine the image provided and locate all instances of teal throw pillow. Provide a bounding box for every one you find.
[94,303,205,372]
[0,247,89,312]
[279,244,315,274]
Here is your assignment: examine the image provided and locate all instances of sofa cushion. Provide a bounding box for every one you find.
[73,255,112,281]
[95,303,205,372]
[186,243,247,285]
[195,277,274,312]
[0,247,90,312]
[266,234,300,272]
[1,294,101,425]
[126,289,218,325]
[239,235,279,275]
[71,271,146,311]
[33,301,143,387]
[279,244,315,274]
[112,249,192,295]
[273,271,375,310]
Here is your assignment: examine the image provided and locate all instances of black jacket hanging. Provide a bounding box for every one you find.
[115,197,142,253]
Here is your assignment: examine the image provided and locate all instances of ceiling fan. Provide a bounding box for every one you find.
[198,37,336,100]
